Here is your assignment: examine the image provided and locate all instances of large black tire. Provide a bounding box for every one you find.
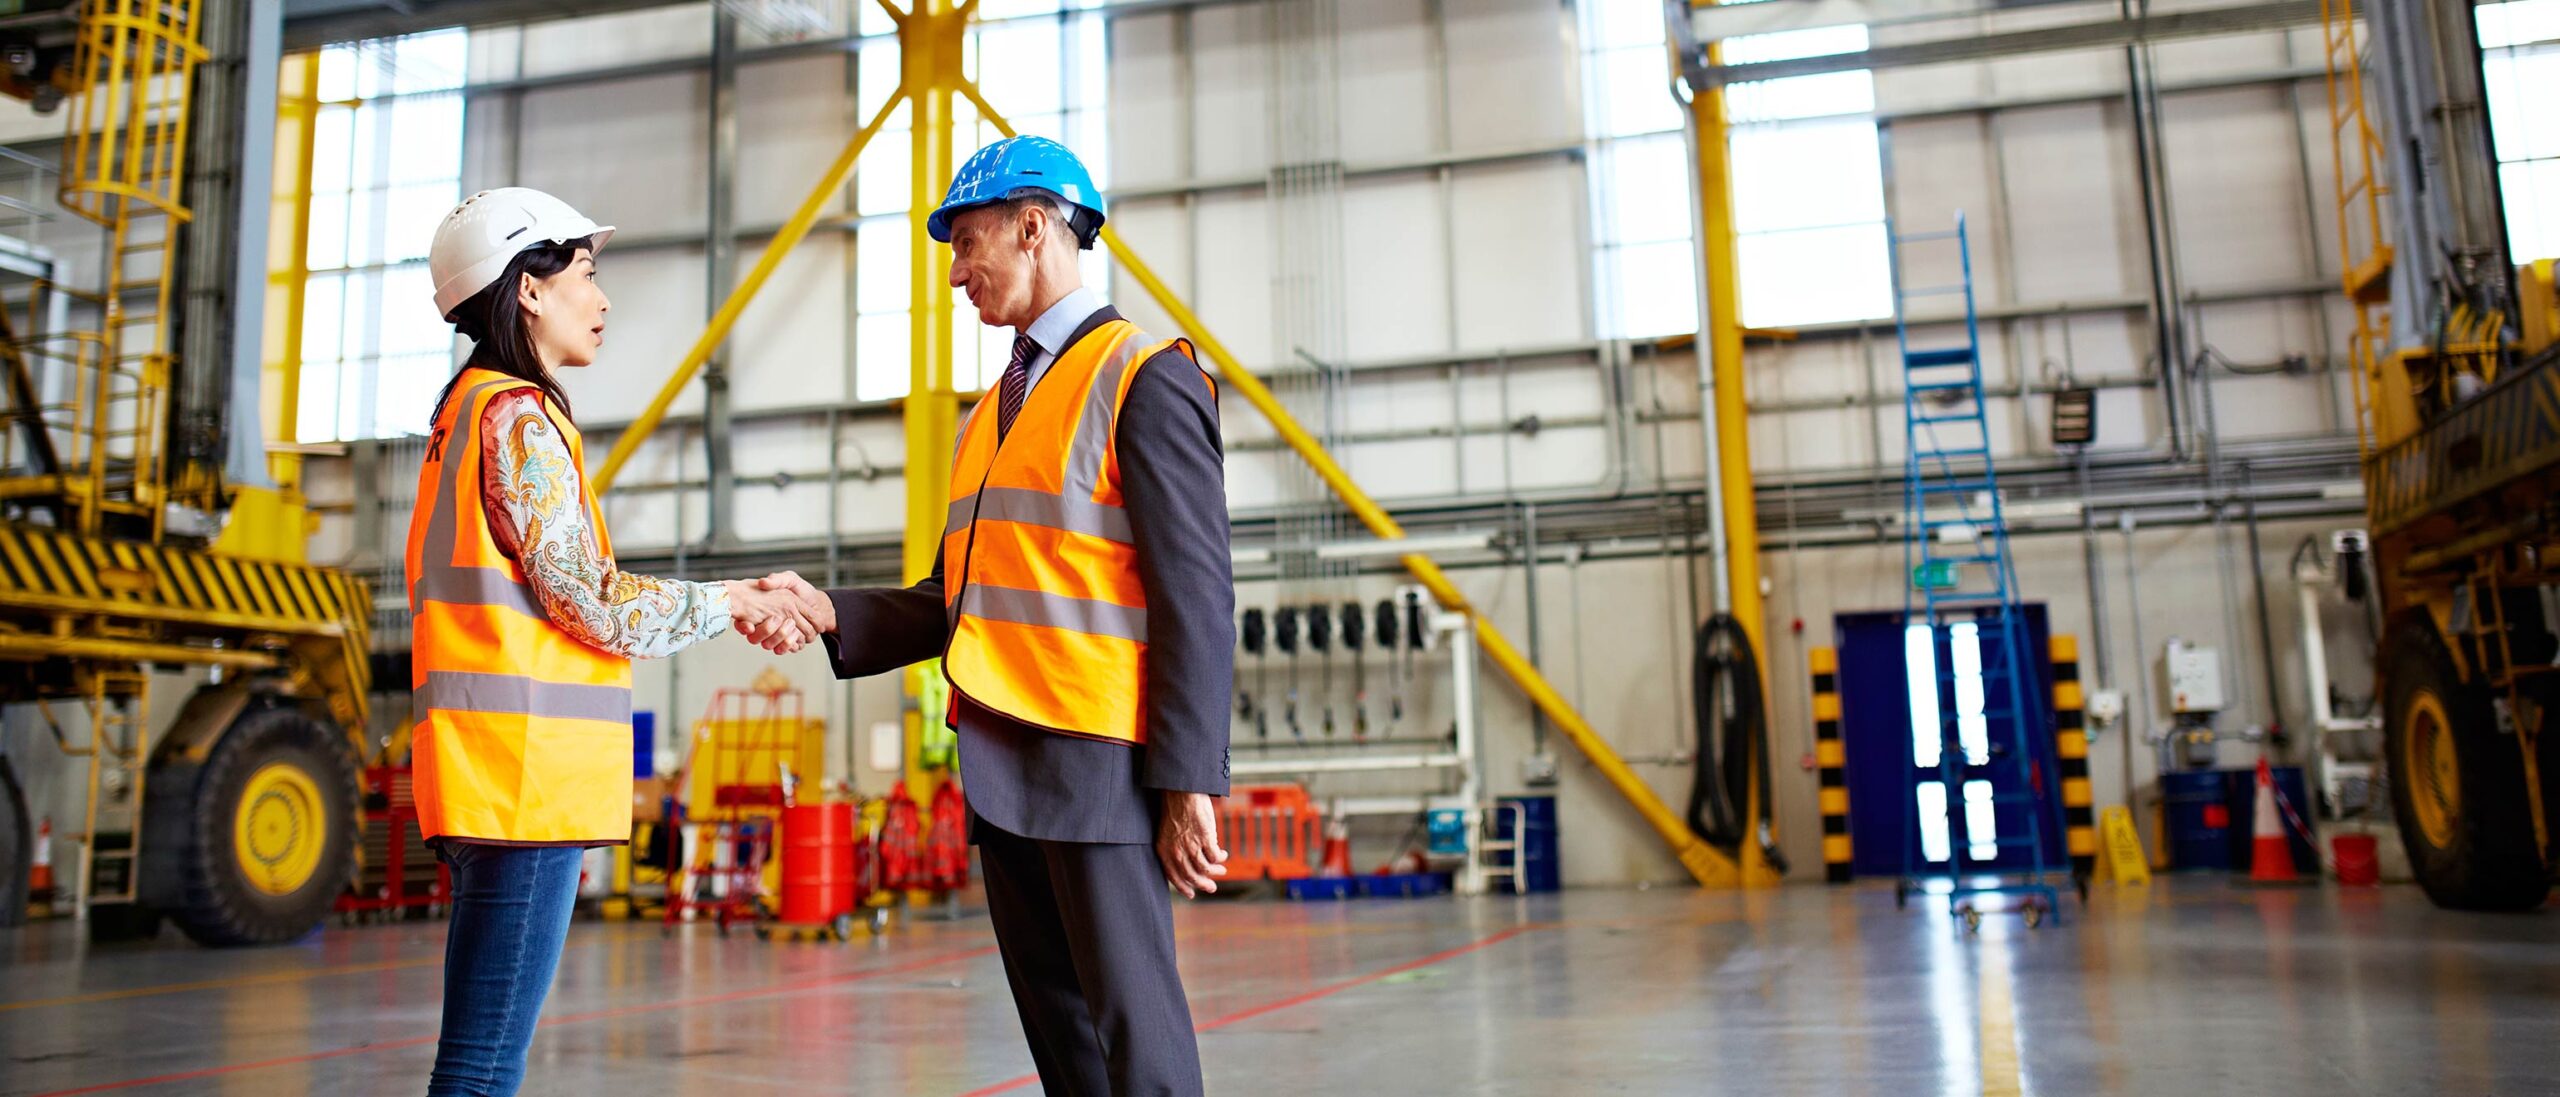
[0,752,26,929]
[153,705,360,946]
[2383,615,2551,912]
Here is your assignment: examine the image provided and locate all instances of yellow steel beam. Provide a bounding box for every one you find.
[262,50,320,495]
[592,88,908,495]
[967,86,1741,888]
[900,0,966,802]
[0,632,277,669]
[0,586,346,637]
[1685,9,1778,886]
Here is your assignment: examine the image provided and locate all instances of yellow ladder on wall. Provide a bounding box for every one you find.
[2319,0,2394,456]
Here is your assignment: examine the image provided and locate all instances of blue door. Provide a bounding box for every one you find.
[1836,607,2063,879]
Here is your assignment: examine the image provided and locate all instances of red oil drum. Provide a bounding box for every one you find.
[2331,833,2380,887]
[779,802,859,924]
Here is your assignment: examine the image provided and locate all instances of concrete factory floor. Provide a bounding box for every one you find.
[2,878,2554,1095]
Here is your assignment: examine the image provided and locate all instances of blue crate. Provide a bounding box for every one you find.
[1353,872,1452,899]
[1285,877,1356,902]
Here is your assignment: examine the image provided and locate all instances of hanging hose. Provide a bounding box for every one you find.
[1689,614,1788,873]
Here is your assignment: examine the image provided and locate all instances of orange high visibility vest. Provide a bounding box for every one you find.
[405,368,635,844]
[941,318,1208,745]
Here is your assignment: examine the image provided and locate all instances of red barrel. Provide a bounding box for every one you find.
[2331,833,2380,887]
[779,802,859,924]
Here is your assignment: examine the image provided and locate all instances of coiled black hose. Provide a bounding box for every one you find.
[1689,614,1787,872]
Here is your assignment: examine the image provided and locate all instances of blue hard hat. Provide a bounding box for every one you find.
[928,135,1105,248]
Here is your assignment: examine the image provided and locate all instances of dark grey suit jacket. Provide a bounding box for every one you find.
[822,306,1234,845]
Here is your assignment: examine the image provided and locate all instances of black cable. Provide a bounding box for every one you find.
[1343,602,1369,739]
[1239,608,1267,734]
[1688,614,1787,872]
[1377,599,1404,726]
[1309,606,1335,737]
[1276,607,1303,739]
[2196,343,2301,377]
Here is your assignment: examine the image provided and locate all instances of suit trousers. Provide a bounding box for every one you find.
[976,817,1204,1097]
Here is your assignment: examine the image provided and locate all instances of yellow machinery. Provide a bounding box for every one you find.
[2323,0,2560,910]
[0,4,371,943]
[594,0,1756,888]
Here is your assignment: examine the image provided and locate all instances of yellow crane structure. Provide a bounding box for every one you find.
[2321,0,2560,911]
[0,1,372,944]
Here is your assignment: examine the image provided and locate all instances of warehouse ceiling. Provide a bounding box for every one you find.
[282,0,692,50]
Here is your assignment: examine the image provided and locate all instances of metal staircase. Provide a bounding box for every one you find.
[1890,213,2066,930]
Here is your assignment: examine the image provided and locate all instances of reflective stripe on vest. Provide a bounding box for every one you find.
[413,671,635,723]
[940,320,1206,744]
[404,369,635,844]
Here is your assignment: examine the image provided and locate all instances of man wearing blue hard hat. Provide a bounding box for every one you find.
[764,135,1231,1095]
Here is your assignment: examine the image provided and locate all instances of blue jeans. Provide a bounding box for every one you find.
[427,842,584,1097]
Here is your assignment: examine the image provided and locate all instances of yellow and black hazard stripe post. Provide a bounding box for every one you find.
[2051,634,2097,884]
[1810,646,1851,884]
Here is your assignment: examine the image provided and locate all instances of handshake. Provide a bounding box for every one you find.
[718,571,833,655]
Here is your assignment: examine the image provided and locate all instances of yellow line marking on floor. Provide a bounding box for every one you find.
[0,957,444,1013]
[1978,945,2024,1097]
[0,924,663,1014]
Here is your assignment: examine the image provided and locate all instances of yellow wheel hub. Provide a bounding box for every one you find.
[2404,690,2460,851]
[234,763,326,896]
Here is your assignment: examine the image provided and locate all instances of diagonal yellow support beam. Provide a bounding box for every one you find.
[966,81,1745,888]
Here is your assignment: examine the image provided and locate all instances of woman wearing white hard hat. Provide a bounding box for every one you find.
[404,188,824,1096]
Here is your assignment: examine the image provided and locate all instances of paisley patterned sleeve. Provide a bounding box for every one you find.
[480,390,732,660]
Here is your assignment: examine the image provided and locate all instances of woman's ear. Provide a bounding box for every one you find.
[516,271,542,318]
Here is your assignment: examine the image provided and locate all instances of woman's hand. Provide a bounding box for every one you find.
[724,580,820,654]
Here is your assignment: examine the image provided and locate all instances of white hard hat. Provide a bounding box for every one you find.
[428,188,616,320]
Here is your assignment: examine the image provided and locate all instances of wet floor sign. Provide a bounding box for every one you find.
[2099,805,2151,886]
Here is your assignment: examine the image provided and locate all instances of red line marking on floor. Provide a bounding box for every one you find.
[27,944,1001,1096]
[951,925,1536,1097]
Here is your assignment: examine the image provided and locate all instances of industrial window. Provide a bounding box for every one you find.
[1579,0,1891,338]
[2479,0,2560,262]
[295,30,469,443]
[851,2,1111,402]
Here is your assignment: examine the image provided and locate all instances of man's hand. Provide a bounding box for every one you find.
[756,571,836,634]
[723,579,818,654]
[1156,791,1228,898]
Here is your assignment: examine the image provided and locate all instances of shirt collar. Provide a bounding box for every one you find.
[1021,285,1103,359]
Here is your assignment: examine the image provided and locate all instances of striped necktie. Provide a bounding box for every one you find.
[998,333,1037,439]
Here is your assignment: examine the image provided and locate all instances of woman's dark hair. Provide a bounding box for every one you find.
[430,237,591,426]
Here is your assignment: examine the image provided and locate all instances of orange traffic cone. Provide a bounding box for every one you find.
[28,816,51,902]
[1318,815,1352,878]
[2247,757,2300,884]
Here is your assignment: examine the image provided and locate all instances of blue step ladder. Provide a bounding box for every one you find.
[1888,213,2068,931]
